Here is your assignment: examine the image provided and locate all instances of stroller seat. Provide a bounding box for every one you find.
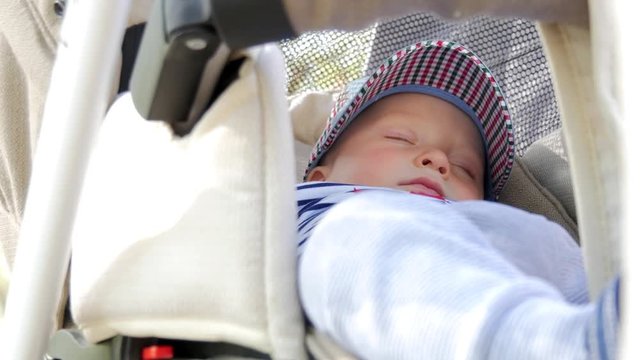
[63,14,592,360]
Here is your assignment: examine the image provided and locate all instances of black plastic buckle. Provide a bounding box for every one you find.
[129,0,295,136]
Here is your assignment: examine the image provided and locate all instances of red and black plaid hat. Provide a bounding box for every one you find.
[304,40,515,200]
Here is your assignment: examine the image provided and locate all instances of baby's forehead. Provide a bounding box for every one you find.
[361,92,469,116]
[358,93,479,130]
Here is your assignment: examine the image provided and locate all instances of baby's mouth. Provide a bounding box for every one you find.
[399,178,445,199]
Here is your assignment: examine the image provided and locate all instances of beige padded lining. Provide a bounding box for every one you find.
[522,131,576,222]
[499,158,579,242]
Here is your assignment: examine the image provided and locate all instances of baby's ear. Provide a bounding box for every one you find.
[306,166,329,182]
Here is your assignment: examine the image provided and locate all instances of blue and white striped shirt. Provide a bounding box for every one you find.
[296,181,449,255]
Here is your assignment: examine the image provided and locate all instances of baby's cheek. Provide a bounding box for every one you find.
[450,182,484,201]
[329,147,402,184]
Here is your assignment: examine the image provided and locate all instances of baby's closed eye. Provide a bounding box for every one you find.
[383,130,418,145]
[454,164,476,179]
[451,156,483,180]
[385,135,414,144]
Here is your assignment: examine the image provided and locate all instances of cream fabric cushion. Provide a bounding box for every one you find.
[70,45,305,359]
[537,23,618,295]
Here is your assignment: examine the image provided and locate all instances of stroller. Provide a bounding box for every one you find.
[0,0,637,358]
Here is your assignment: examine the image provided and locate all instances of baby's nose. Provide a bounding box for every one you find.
[417,150,450,176]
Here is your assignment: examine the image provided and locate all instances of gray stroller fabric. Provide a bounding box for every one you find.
[522,129,576,221]
[280,13,561,156]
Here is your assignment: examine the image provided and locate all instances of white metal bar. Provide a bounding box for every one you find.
[617,1,640,358]
[537,20,621,299]
[1,1,131,359]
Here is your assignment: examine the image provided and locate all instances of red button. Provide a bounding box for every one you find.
[142,345,174,360]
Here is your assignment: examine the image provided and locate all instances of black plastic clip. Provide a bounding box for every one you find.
[129,0,295,136]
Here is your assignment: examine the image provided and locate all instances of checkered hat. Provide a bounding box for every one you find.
[304,40,515,200]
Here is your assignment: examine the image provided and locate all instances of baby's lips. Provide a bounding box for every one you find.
[400,177,445,198]
[409,189,445,200]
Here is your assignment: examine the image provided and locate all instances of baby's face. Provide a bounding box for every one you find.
[308,93,485,200]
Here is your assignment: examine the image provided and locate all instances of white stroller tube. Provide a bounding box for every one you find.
[1,1,131,359]
[616,1,640,359]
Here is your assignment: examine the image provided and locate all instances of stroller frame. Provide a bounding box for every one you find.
[2,1,131,359]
